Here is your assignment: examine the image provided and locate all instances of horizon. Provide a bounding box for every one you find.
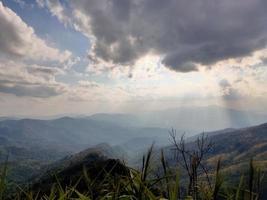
[1,104,266,119]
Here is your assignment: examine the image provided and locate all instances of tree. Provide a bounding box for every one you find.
[170,129,213,199]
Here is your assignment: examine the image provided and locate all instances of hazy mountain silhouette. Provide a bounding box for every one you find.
[0,105,266,183]
[135,106,267,133]
[85,106,267,134]
[0,117,169,182]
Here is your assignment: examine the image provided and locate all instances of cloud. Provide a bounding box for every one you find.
[0,1,71,62]
[40,0,267,72]
[66,79,135,102]
[0,59,128,100]
[260,56,267,66]
[0,84,64,98]
[36,0,71,26]
[219,79,243,100]
[78,80,100,88]
[0,61,66,98]
[0,2,78,98]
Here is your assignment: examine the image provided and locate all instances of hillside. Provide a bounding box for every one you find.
[29,144,128,195]
[6,144,129,199]
[0,117,169,153]
[0,110,266,185]
[0,117,169,182]
[9,123,267,199]
[160,122,267,198]
[162,122,267,174]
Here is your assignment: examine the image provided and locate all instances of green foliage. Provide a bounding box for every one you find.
[212,158,223,200]
[0,146,264,200]
[0,157,8,200]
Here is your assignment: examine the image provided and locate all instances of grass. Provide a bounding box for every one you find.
[0,146,264,200]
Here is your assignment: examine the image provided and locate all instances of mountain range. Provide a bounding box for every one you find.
[0,116,168,182]
[0,105,266,183]
[21,122,267,198]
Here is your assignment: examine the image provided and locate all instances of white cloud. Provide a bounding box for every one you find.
[36,0,71,26]
[0,61,67,98]
[0,1,71,62]
[67,80,132,102]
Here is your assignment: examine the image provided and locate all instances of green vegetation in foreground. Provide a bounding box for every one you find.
[0,135,265,200]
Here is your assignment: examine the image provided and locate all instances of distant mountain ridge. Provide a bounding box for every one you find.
[0,117,169,154]
[2,105,266,132]
[0,105,266,183]
[80,106,267,134]
[135,106,267,133]
[0,116,169,182]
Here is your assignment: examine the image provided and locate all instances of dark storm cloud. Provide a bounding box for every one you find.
[67,0,267,72]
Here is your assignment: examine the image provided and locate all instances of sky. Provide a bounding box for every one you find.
[0,0,267,117]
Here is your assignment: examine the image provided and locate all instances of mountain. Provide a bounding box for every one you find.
[88,106,267,135]
[88,113,142,127]
[25,144,129,198]
[164,122,267,170]
[0,117,169,182]
[30,143,120,181]
[162,122,267,198]
[204,122,267,174]
[0,106,266,183]
[0,117,169,154]
[16,123,267,199]
[135,106,267,133]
